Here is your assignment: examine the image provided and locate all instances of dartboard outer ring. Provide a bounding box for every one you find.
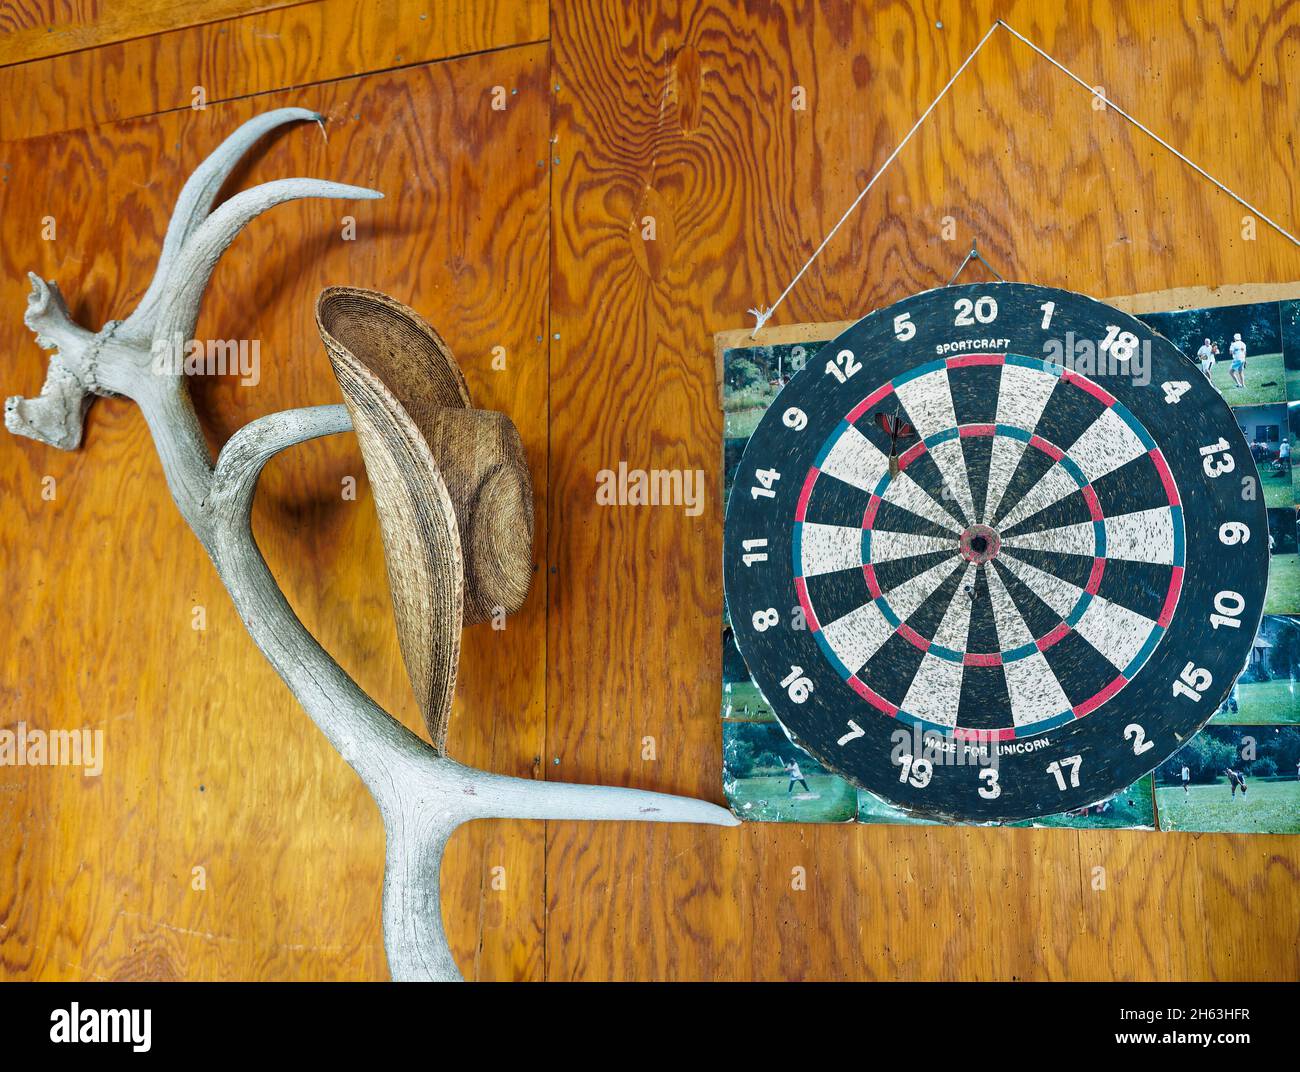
[724,282,1267,822]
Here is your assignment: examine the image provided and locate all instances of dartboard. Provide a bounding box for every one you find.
[724,283,1267,822]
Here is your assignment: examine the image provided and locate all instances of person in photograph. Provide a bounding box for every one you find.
[1181,763,1191,794]
[1196,337,1217,378]
[1225,766,1247,798]
[1229,331,1247,388]
[1280,435,1291,473]
[784,757,809,794]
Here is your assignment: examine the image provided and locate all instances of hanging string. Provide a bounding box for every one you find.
[747,21,1000,336]
[998,21,1300,246]
[750,19,1300,338]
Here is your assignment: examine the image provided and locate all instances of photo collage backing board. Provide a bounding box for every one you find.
[718,282,1300,833]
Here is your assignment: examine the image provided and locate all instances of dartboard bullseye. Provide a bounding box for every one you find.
[724,283,1267,822]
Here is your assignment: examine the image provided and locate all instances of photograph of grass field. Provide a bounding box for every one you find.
[1283,299,1300,401]
[722,341,818,439]
[1257,453,1295,509]
[1156,780,1300,834]
[728,773,859,822]
[1155,726,1300,833]
[856,788,939,825]
[723,720,858,822]
[1009,774,1156,829]
[1234,403,1293,507]
[1204,350,1287,405]
[723,680,775,721]
[1215,679,1300,724]
[1291,404,1300,500]
[1266,553,1300,613]
[1140,300,1286,405]
[1257,464,1295,509]
[1212,615,1300,725]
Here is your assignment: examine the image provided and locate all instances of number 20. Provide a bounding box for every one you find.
[954,296,997,326]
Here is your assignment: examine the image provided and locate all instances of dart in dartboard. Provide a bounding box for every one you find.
[873,407,916,476]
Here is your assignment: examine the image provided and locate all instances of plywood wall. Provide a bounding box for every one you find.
[1,0,1298,981]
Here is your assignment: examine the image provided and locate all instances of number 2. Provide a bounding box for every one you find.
[1124,723,1154,755]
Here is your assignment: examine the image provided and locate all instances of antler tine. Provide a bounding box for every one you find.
[119,107,325,342]
[148,178,383,367]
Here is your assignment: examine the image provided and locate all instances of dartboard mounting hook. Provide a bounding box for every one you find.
[946,238,1006,286]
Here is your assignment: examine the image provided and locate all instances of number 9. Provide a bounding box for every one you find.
[1219,522,1250,545]
[783,407,807,431]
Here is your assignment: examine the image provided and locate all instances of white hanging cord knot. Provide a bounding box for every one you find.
[748,18,1300,338]
[748,305,773,334]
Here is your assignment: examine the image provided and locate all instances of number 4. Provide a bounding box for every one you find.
[1162,380,1191,404]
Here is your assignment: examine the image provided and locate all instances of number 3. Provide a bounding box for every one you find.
[978,768,1001,799]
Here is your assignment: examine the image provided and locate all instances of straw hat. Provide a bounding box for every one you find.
[316,286,534,751]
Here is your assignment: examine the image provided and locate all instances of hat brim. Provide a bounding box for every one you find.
[317,286,466,752]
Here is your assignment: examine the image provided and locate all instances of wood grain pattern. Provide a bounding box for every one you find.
[4,0,1300,981]
[547,0,1300,980]
[0,0,550,140]
[0,0,298,66]
[0,45,551,980]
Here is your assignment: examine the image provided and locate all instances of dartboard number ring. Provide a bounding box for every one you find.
[723,283,1267,822]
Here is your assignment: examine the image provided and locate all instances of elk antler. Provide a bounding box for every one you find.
[5,109,738,982]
